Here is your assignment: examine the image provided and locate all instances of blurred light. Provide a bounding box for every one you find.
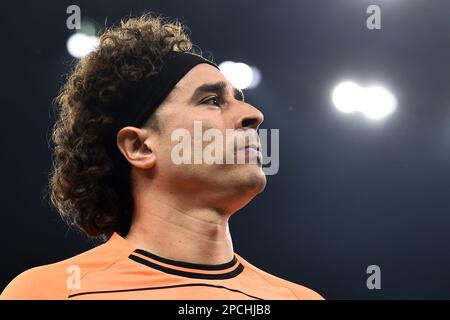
[332,81,397,120]
[219,61,261,89]
[362,86,397,119]
[332,81,364,113]
[247,66,262,89]
[67,33,99,58]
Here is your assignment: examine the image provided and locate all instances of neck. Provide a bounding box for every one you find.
[125,194,234,265]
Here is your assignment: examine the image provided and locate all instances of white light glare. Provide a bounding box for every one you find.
[332,81,397,120]
[332,81,364,113]
[362,86,397,119]
[67,33,99,58]
[219,61,261,89]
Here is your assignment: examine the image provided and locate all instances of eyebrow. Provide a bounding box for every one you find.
[189,81,245,104]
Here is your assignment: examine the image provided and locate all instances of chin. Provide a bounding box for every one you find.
[213,165,267,215]
[238,164,267,194]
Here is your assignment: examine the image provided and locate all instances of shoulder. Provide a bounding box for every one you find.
[1,235,133,300]
[236,254,325,300]
[0,265,60,300]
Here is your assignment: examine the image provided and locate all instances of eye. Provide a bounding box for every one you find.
[201,96,222,107]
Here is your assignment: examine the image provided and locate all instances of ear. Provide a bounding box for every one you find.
[116,127,156,169]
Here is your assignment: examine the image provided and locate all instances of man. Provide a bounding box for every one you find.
[1,14,323,300]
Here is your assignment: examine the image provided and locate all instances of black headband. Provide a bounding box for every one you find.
[121,51,219,128]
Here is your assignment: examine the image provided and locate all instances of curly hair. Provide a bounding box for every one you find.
[50,14,193,239]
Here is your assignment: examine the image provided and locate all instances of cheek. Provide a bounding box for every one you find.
[157,112,233,163]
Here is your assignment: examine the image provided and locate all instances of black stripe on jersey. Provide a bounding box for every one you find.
[134,249,238,271]
[68,283,263,300]
[128,254,244,280]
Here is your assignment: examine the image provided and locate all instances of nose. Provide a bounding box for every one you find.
[236,104,264,130]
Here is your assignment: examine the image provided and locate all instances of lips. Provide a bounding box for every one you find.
[238,142,261,151]
[237,144,262,166]
[244,144,260,152]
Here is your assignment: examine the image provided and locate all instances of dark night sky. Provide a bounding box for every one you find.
[1,0,450,299]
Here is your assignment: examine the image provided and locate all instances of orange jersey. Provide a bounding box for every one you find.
[0,233,323,300]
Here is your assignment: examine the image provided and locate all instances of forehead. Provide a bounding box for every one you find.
[169,64,230,98]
